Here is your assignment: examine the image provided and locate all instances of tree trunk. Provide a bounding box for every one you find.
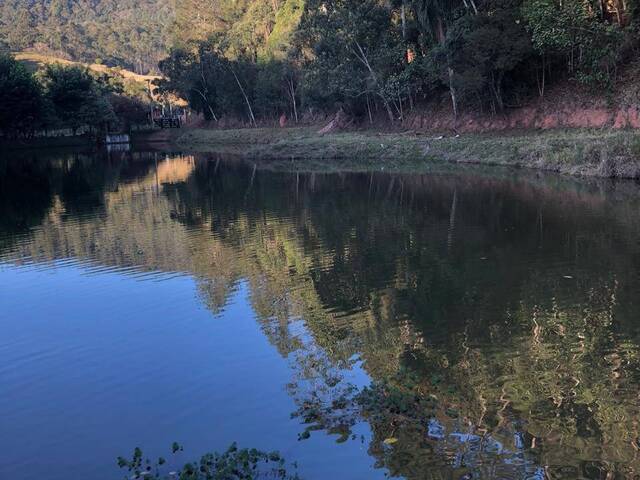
[287,77,298,123]
[448,67,458,120]
[193,88,218,122]
[352,41,394,123]
[491,71,504,111]
[230,67,257,127]
[197,60,218,122]
[537,55,546,98]
[378,93,396,123]
[435,18,458,121]
[292,87,298,123]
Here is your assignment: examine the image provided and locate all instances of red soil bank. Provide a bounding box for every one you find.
[407,104,640,132]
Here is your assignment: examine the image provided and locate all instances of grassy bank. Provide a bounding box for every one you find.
[174,127,640,178]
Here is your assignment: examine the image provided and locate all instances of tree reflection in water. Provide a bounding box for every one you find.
[2,151,640,479]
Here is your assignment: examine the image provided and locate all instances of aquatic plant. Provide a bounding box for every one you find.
[117,443,300,480]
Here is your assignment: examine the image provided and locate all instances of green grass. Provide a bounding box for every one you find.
[174,126,640,178]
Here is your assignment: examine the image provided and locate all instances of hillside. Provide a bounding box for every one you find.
[14,51,191,109]
[0,0,173,73]
[0,0,304,74]
[3,0,640,138]
[15,51,159,84]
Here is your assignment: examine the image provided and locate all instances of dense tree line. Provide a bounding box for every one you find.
[0,0,173,73]
[158,0,640,124]
[0,54,147,138]
[2,0,638,124]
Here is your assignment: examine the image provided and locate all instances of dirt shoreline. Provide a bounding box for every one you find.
[167,126,640,179]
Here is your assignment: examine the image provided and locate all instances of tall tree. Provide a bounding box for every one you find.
[298,0,405,122]
[40,64,116,134]
[0,54,45,137]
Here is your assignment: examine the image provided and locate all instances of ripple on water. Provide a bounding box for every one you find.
[3,154,640,479]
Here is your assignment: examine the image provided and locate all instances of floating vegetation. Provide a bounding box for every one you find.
[290,381,361,442]
[289,365,450,453]
[357,369,441,425]
[117,443,300,480]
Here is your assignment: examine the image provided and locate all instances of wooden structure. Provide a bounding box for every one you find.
[154,116,182,129]
[151,105,187,129]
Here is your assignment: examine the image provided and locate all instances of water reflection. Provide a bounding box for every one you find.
[2,150,640,479]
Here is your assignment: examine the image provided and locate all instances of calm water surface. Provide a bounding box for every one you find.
[2,150,640,479]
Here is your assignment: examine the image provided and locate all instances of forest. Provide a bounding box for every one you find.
[0,54,149,137]
[0,0,173,73]
[1,0,639,129]
[158,0,639,125]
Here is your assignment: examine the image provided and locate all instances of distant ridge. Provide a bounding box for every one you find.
[14,51,159,84]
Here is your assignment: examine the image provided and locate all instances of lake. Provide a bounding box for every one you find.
[2,149,640,479]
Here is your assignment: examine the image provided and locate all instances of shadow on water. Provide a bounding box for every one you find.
[2,149,640,479]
